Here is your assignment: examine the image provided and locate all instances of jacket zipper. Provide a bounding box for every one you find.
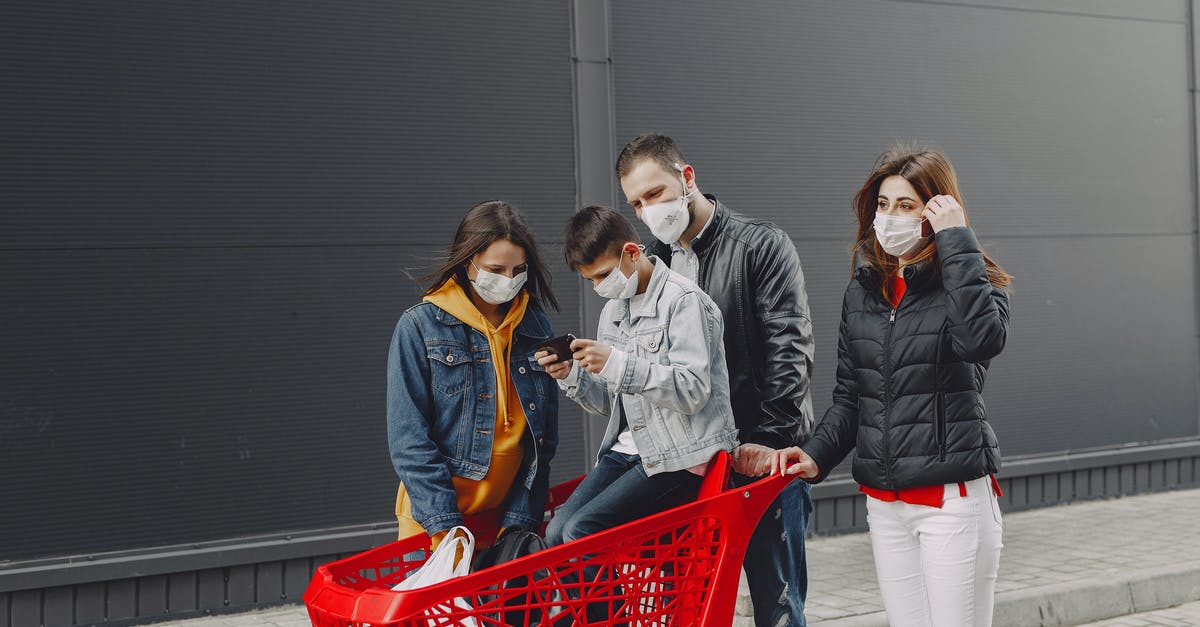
[936,393,946,462]
[882,306,897,489]
[935,324,947,462]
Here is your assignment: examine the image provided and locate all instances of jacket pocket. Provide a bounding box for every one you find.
[635,328,666,362]
[936,392,947,462]
[427,343,472,396]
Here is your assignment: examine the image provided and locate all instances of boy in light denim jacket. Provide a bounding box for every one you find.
[539,205,738,546]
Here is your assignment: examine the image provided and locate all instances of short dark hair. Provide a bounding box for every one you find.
[616,133,687,178]
[563,206,640,271]
[423,200,559,312]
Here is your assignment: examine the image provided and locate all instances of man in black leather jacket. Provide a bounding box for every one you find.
[616,133,816,627]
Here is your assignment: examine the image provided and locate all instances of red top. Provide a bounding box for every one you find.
[888,273,907,309]
[858,275,1002,507]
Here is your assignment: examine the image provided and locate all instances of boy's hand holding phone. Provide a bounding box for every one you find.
[534,334,613,378]
[570,338,612,375]
[536,333,577,380]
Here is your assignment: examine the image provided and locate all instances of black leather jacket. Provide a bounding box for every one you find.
[650,197,815,448]
[801,227,1008,490]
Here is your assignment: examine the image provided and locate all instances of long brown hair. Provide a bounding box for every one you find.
[852,146,1011,298]
[422,200,559,312]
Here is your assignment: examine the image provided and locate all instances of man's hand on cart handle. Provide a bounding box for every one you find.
[733,443,780,476]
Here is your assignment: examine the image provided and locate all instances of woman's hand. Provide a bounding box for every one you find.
[923,194,967,233]
[771,446,821,479]
[535,350,573,379]
[569,338,612,375]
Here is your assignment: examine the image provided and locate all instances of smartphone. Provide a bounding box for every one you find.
[536,333,577,364]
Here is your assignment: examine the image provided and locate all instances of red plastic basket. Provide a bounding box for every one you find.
[303,452,794,626]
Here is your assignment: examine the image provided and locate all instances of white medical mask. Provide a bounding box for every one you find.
[873,214,928,258]
[593,250,639,300]
[640,177,693,244]
[469,261,527,305]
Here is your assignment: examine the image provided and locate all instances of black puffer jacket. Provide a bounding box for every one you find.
[649,197,815,449]
[802,227,1009,490]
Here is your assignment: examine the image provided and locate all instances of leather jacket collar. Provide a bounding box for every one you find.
[690,195,725,256]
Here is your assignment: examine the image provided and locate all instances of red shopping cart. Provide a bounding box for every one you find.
[303,451,795,626]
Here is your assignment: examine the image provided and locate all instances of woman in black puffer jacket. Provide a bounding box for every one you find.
[767,147,1012,627]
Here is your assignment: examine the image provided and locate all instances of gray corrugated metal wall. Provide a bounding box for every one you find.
[1,0,581,590]
[2,1,1199,623]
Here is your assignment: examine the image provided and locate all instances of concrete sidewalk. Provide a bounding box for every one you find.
[150,487,1200,627]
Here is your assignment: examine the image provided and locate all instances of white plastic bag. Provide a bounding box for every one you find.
[391,526,477,626]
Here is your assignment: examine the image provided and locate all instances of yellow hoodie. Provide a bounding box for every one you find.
[395,277,530,543]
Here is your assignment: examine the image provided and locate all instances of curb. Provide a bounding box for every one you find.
[810,562,1200,626]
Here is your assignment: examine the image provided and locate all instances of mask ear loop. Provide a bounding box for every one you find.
[676,163,694,201]
[616,243,648,278]
[919,217,934,240]
[620,243,641,274]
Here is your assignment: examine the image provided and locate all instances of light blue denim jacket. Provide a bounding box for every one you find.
[560,257,738,474]
[386,301,559,534]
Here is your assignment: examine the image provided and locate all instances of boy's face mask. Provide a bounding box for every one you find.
[593,248,639,300]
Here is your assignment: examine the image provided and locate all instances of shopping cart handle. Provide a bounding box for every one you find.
[698,449,733,499]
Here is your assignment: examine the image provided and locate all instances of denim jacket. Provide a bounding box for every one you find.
[560,258,738,474]
[386,301,559,534]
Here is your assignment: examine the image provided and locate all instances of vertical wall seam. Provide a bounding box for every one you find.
[570,0,617,461]
[1189,0,1200,439]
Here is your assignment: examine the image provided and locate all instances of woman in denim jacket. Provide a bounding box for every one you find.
[387,200,560,547]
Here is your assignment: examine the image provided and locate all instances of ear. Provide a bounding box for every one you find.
[623,242,641,259]
[680,164,697,189]
[464,253,483,277]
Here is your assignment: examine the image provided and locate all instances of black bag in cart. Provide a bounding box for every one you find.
[473,527,566,625]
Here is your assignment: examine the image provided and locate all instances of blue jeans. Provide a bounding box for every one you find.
[545,451,702,623]
[546,450,702,546]
[737,473,812,627]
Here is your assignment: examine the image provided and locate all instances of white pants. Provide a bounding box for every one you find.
[865,476,1004,627]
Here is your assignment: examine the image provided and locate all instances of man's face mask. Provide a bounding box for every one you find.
[639,165,693,244]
